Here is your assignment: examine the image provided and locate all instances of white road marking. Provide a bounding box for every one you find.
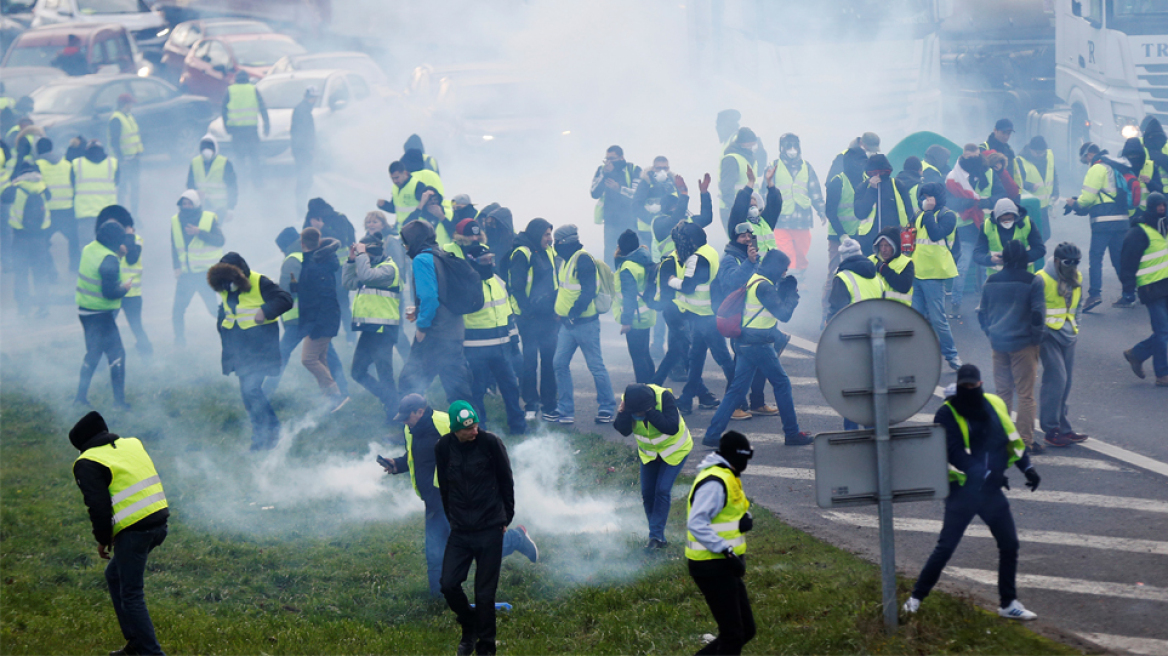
[1004,489,1168,514]
[746,465,816,480]
[823,511,1168,555]
[1028,455,1131,472]
[1076,633,1168,656]
[947,567,1168,603]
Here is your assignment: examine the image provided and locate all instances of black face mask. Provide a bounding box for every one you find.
[950,385,988,421]
[179,206,201,221]
[721,450,752,473]
[611,160,626,171]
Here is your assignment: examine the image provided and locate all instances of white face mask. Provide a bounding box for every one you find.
[201,148,214,160]
[786,148,798,158]
[747,206,760,220]
[654,170,668,183]
[1000,219,1015,230]
[646,203,661,214]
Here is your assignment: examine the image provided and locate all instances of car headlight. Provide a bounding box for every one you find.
[137,65,151,77]
[156,27,170,38]
[1122,124,1142,139]
[1112,101,1140,137]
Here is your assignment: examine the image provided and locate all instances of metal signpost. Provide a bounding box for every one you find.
[814,300,948,633]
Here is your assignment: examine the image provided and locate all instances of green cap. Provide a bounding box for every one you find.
[448,400,478,429]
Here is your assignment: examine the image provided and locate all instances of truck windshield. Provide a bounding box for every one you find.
[1109,0,1168,33]
[1115,0,1168,14]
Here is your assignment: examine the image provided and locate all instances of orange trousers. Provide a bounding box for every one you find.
[774,229,811,272]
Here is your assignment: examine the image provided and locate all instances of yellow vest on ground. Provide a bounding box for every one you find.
[685,465,749,560]
[171,211,222,274]
[944,393,1025,485]
[218,270,274,330]
[868,254,913,305]
[1037,269,1081,333]
[627,384,691,465]
[109,111,143,158]
[406,412,448,497]
[75,437,168,540]
[120,233,143,298]
[76,240,121,310]
[225,83,259,128]
[72,157,118,219]
[676,244,719,316]
[912,210,958,279]
[556,249,599,318]
[614,259,656,329]
[37,157,74,211]
[191,155,229,210]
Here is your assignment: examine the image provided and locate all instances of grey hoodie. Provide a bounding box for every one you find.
[686,452,745,555]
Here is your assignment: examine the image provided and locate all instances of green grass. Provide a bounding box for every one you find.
[0,360,1079,655]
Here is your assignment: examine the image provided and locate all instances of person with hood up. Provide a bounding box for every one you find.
[304,197,357,341]
[377,160,445,227]
[822,146,870,322]
[482,205,515,256]
[186,134,237,219]
[107,94,142,216]
[650,225,693,388]
[2,158,51,316]
[342,231,401,426]
[551,224,617,424]
[1037,242,1089,446]
[827,236,881,322]
[985,152,1022,205]
[206,252,293,449]
[509,217,558,420]
[222,70,269,186]
[903,364,1041,622]
[718,128,759,229]
[975,198,1046,275]
[591,145,642,267]
[170,189,223,347]
[70,410,170,656]
[726,165,779,256]
[897,156,923,206]
[870,225,915,306]
[75,219,133,409]
[407,186,456,247]
[295,226,349,412]
[686,430,758,655]
[1016,136,1059,242]
[769,133,826,277]
[911,182,963,370]
[71,139,118,239]
[977,240,1047,452]
[399,218,472,404]
[703,250,811,449]
[945,144,1004,317]
[1120,192,1168,387]
[96,205,151,358]
[1067,140,1145,311]
[614,382,692,550]
[615,229,657,384]
[403,133,439,174]
[923,145,952,184]
[1141,115,1168,194]
[853,153,913,254]
[670,219,734,416]
[35,137,76,274]
[715,219,772,421]
[264,226,348,397]
[290,86,317,211]
[633,156,679,245]
[981,118,1018,177]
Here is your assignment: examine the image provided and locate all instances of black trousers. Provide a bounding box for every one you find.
[351,328,397,421]
[229,127,263,185]
[517,314,557,412]
[78,311,126,405]
[119,296,154,357]
[652,304,691,386]
[692,569,755,655]
[400,335,471,405]
[441,527,504,655]
[625,327,655,383]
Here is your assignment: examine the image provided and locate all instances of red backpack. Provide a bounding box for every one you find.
[716,279,766,338]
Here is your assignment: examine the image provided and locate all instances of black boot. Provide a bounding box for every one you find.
[110,359,130,410]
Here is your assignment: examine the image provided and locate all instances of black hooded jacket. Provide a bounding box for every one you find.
[483,207,515,255]
[297,238,342,339]
[740,250,798,345]
[614,384,681,439]
[304,199,356,249]
[435,429,515,533]
[825,148,868,240]
[211,252,293,376]
[916,182,961,264]
[1121,193,1168,303]
[828,254,879,319]
[854,155,915,247]
[509,218,557,317]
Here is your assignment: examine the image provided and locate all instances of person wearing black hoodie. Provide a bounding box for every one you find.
[853,153,914,254]
[96,204,151,358]
[1141,116,1168,194]
[482,205,515,256]
[924,145,951,184]
[76,219,132,409]
[615,230,657,384]
[671,220,734,415]
[822,147,869,321]
[70,411,170,656]
[981,118,1017,177]
[206,251,293,449]
[1120,192,1168,386]
[911,183,962,369]
[404,133,439,174]
[304,197,357,341]
[296,226,349,411]
[509,218,558,418]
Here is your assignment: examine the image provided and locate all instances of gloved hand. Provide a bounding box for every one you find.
[1063,202,1074,216]
[722,548,746,577]
[738,512,753,533]
[1024,467,1041,492]
[779,276,798,294]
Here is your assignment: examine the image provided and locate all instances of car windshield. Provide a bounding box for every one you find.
[297,56,384,82]
[257,78,322,109]
[30,85,95,115]
[77,0,149,14]
[231,39,306,67]
[4,45,83,68]
[204,22,273,37]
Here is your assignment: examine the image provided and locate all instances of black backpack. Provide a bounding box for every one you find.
[431,248,485,315]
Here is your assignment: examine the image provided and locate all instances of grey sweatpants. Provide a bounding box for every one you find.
[1039,333,1076,436]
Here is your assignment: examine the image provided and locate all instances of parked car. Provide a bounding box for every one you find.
[0,66,66,99]
[28,0,169,58]
[159,18,271,82]
[1,22,147,76]
[268,52,392,97]
[207,69,377,162]
[29,74,214,159]
[178,33,305,102]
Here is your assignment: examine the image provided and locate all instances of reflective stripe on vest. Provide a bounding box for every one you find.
[76,240,122,310]
[120,233,144,298]
[677,244,720,316]
[72,157,118,218]
[282,252,304,322]
[836,269,883,304]
[555,249,598,318]
[36,158,74,210]
[868,254,913,305]
[773,159,810,214]
[742,274,776,330]
[7,179,49,229]
[406,412,448,497]
[984,217,1035,273]
[628,384,692,465]
[1019,151,1055,208]
[109,111,143,157]
[829,173,874,236]
[861,180,910,227]
[225,84,259,127]
[614,259,655,329]
[1137,224,1168,287]
[171,211,222,273]
[911,210,958,279]
[191,155,229,209]
[218,270,273,329]
[685,465,749,560]
[1037,269,1081,333]
[392,176,426,225]
[352,259,401,329]
[944,394,1025,485]
[75,437,168,539]
[465,275,513,347]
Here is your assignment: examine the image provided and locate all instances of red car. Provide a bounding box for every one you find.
[178,32,305,102]
[159,18,272,83]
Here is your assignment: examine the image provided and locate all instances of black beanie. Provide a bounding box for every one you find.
[275,226,300,253]
[617,229,639,255]
[96,204,133,230]
[69,411,108,450]
[718,431,753,473]
[622,384,656,414]
[306,197,333,220]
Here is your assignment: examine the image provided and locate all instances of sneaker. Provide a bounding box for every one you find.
[1027,440,1046,455]
[698,394,720,409]
[558,415,575,425]
[947,307,962,320]
[514,525,539,563]
[947,356,963,371]
[731,409,752,421]
[329,395,350,413]
[678,402,694,416]
[784,431,813,446]
[750,404,779,416]
[644,538,667,551]
[1083,295,1103,313]
[542,410,561,422]
[1112,297,1137,308]
[1043,431,1073,448]
[902,597,921,614]
[524,410,537,421]
[1062,431,1089,443]
[594,412,614,424]
[456,639,476,656]
[1123,349,1147,379]
[998,600,1037,621]
[109,643,138,656]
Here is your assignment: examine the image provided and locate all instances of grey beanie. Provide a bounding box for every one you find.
[553,224,579,245]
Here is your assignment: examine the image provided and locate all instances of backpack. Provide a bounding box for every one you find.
[19,190,46,232]
[431,248,485,315]
[1111,165,1141,213]
[592,257,616,314]
[716,278,766,339]
[640,261,659,309]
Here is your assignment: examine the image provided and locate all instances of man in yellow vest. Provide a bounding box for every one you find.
[686,430,756,655]
[771,133,826,278]
[34,137,75,275]
[615,230,657,383]
[1017,136,1059,243]
[170,190,224,346]
[186,135,237,220]
[403,133,439,174]
[342,232,401,424]
[718,127,759,230]
[822,147,870,323]
[911,183,963,370]
[591,145,642,267]
[1120,193,1168,387]
[206,252,293,450]
[70,410,170,656]
[904,364,1041,621]
[1067,142,1135,311]
[70,139,118,239]
[1038,243,1088,446]
[826,236,881,321]
[377,160,445,229]
[974,199,1045,275]
[726,166,778,257]
[75,219,133,409]
[221,70,269,186]
[615,382,692,549]
[108,94,143,215]
[509,218,558,420]
[1,159,52,316]
[854,154,913,255]
[97,205,152,358]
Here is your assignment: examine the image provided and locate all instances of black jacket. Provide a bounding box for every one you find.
[616,246,654,327]
[614,388,681,437]
[726,185,780,241]
[391,409,444,498]
[216,253,293,377]
[73,433,169,546]
[297,239,342,339]
[936,397,1032,490]
[1120,212,1168,303]
[740,251,797,344]
[509,228,557,318]
[435,430,515,532]
[853,178,914,249]
[555,241,598,323]
[290,98,315,157]
[828,254,879,319]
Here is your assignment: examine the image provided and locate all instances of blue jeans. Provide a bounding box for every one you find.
[680,314,735,406]
[1087,221,1129,298]
[265,321,348,395]
[105,524,168,655]
[240,372,280,450]
[950,224,985,308]
[912,278,959,362]
[467,345,527,435]
[1132,296,1168,377]
[703,339,801,444]
[640,455,687,542]
[554,319,615,418]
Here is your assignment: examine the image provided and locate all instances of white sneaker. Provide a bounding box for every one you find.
[902,597,921,614]
[998,600,1037,621]
[524,410,537,421]
[700,634,716,644]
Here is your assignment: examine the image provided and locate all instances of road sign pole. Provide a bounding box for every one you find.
[870,316,898,633]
